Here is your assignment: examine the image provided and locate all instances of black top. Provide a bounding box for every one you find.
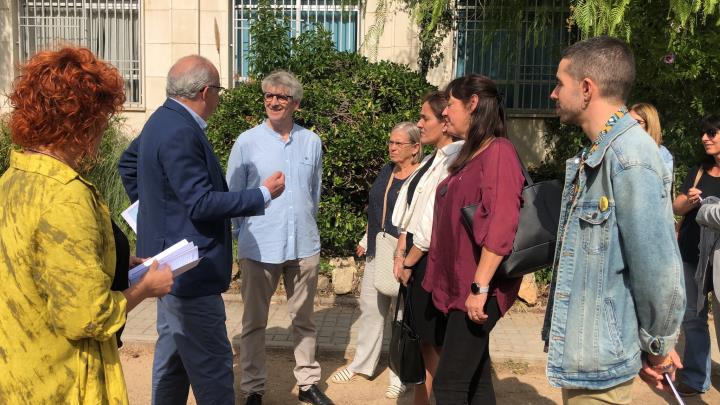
[678,166,720,263]
[111,220,130,347]
[367,163,405,257]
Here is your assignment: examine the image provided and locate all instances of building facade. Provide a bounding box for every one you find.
[0,0,575,165]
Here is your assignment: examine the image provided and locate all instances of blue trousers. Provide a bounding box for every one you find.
[681,261,711,393]
[152,294,234,405]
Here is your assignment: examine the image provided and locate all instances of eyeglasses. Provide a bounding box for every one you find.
[264,92,293,103]
[207,85,225,95]
[704,131,719,139]
[387,140,415,147]
[636,119,646,126]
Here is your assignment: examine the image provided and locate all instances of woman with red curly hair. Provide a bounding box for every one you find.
[0,47,173,404]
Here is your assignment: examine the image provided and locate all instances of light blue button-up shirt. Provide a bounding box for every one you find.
[226,121,322,263]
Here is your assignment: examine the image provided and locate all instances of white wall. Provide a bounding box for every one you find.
[0,0,16,116]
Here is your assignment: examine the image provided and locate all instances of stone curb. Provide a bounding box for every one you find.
[221,292,360,307]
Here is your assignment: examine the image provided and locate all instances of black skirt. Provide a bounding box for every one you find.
[405,233,446,347]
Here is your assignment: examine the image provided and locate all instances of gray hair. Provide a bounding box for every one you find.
[166,55,218,99]
[261,70,303,101]
[392,121,423,164]
[561,36,635,102]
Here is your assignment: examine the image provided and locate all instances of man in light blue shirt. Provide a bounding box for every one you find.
[226,71,332,405]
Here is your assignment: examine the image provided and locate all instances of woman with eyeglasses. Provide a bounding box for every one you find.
[391,91,463,405]
[331,122,422,399]
[629,103,673,175]
[671,114,720,397]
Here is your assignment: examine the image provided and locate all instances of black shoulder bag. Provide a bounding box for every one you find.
[388,285,426,384]
[460,157,562,278]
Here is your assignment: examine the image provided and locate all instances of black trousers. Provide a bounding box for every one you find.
[433,297,501,405]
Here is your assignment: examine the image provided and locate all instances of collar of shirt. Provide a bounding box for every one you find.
[438,140,464,158]
[170,97,207,131]
[9,150,96,190]
[262,120,298,142]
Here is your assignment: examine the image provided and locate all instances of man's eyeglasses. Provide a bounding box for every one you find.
[264,92,293,103]
[207,85,225,95]
[387,140,415,147]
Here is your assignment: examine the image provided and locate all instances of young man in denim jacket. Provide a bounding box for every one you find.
[543,36,686,404]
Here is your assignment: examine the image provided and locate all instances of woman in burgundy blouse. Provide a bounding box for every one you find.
[422,74,524,404]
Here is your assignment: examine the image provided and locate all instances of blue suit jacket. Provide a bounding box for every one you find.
[119,99,264,297]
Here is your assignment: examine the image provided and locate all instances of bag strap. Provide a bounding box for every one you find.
[406,152,436,205]
[392,285,405,323]
[379,167,395,233]
[692,166,704,189]
[392,284,415,326]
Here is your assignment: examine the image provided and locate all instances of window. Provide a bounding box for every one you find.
[16,0,142,107]
[232,0,359,81]
[455,0,577,113]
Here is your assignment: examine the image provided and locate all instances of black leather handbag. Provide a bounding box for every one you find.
[460,160,562,278]
[388,284,426,384]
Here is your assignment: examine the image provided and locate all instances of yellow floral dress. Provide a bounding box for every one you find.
[0,151,129,404]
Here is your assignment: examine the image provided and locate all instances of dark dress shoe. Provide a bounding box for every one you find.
[298,385,334,405]
[245,393,262,405]
[675,381,702,397]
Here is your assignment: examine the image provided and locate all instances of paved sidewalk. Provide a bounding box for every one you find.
[123,294,548,362]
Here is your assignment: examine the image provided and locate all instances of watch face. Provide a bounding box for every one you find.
[470,282,479,294]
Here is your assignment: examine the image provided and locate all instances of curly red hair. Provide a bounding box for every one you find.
[9,47,125,158]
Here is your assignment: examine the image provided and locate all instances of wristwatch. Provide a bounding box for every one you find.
[470,282,489,295]
[403,263,414,270]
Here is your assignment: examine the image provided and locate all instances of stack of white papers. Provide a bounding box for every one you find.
[121,200,139,234]
[129,239,201,285]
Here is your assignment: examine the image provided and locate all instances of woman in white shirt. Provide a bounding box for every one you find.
[391,91,463,405]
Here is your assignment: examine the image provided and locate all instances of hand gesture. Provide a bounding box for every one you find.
[138,260,174,298]
[356,245,366,256]
[687,187,703,205]
[639,349,683,392]
[465,292,489,324]
[262,171,285,199]
[129,256,146,269]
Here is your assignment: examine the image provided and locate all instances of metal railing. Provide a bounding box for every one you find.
[16,0,142,108]
[232,0,360,82]
[455,0,577,113]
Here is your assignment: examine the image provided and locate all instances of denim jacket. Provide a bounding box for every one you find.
[542,114,685,389]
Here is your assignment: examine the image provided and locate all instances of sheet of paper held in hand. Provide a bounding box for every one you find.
[121,200,139,234]
[128,239,201,285]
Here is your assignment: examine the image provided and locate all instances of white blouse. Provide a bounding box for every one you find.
[391,141,464,251]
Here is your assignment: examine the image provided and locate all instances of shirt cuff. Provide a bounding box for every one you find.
[259,186,272,207]
[639,326,680,356]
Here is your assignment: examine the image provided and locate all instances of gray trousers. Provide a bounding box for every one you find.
[348,258,401,386]
[239,254,321,394]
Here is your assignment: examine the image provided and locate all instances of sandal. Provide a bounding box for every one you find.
[331,368,357,384]
[385,384,406,399]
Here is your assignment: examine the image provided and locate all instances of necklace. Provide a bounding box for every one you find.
[571,106,629,200]
[580,106,628,163]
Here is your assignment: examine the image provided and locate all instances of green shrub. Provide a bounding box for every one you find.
[0,118,133,244]
[208,8,434,256]
[0,121,13,173]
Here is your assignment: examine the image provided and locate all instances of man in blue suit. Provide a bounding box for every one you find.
[119,55,285,405]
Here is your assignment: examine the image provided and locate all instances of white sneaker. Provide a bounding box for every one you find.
[331,368,357,384]
[385,384,407,399]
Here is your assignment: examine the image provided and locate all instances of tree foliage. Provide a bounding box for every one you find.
[208,4,434,255]
[539,1,720,189]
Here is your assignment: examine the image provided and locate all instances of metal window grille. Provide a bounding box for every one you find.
[16,0,142,108]
[232,0,359,82]
[455,0,577,113]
